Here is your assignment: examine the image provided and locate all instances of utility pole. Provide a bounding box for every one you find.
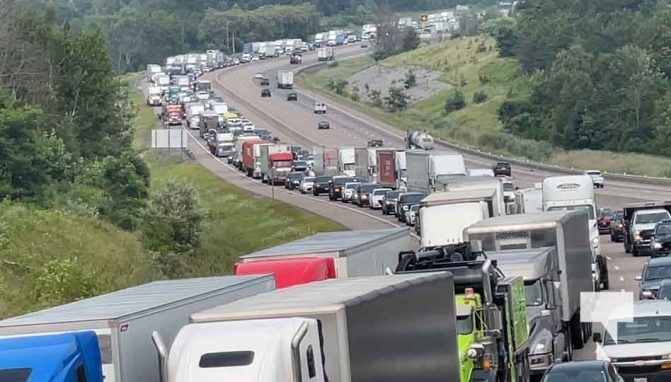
[271,168,275,199]
[232,31,236,54]
[226,19,230,53]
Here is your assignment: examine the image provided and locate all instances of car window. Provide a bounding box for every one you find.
[644,264,671,280]
[315,176,331,182]
[542,370,606,382]
[656,223,671,236]
[657,284,671,300]
[373,189,389,195]
[600,208,614,218]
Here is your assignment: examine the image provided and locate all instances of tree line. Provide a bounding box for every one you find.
[19,0,493,72]
[486,0,671,156]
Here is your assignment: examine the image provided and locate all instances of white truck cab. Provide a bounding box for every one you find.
[542,175,600,257]
[313,102,327,114]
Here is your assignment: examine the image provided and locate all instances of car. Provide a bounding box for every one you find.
[287,92,298,101]
[597,207,615,235]
[585,170,605,188]
[260,78,270,86]
[635,257,671,299]
[318,120,330,130]
[361,42,368,48]
[540,360,623,382]
[313,102,327,114]
[242,122,255,132]
[502,180,515,204]
[492,161,512,177]
[367,139,384,147]
[312,175,332,196]
[355,183,379,207]
[285,171,305,190]
[328,176,355,201]
[261,88,271,97]
[370,188,392,209]
[651,219,671,257]
[609,210,625,242]
[251,56,260,62]
[299,176,315,194]
[657,279,671,300]
[342,182,360,203]
[396,192,427,222]
[382,190,402,215]
[291,160,309,173]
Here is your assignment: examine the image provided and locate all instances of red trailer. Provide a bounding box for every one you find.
[377,149,396,188]
[234,257,336,288]
[241,140,266,177]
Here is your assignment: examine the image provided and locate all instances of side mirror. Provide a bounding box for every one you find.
[635,275,642,281]
[593,332,602,343]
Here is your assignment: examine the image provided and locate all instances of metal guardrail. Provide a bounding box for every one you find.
[292,56,671,187]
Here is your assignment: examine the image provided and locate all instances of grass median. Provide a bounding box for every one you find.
[297,36,671,177]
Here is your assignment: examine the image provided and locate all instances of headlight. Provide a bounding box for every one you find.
[533,343,546,352]
[654,242,663,249]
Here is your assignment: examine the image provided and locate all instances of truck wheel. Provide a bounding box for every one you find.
[570,314,584,349]
[565,330,574,361]
[624,240,631,253]
[632,247,638,257]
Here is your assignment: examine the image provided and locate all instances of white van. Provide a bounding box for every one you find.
[313,102,327,114]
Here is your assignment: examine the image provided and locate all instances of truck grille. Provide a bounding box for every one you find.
[642,229,655,240]
[614,355,663,363]
[495,232,529,241]
[617,365,661,375]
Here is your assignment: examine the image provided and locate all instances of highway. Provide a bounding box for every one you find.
[143,44,667,359]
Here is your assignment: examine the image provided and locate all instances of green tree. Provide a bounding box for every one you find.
[384,86,409,112]
[445,90,466,114]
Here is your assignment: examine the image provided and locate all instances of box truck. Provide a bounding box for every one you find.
[406,151,466,193]
[154,273,460,382]
[0,275,275,382]
[277,70,294,89]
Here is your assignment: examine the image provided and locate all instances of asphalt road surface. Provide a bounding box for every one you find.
[143,44,666,360]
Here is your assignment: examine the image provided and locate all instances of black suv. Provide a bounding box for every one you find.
[329,176,355,201]
[652,220,671,257]
[287,92,298,101]
[261,88,271,97]
[260,78,270,86]
[367,139,383,147]
[318,121,330,130]
[382,190,402,215]
[312,175,332,196]
[492,162,511,177]
[285,172,305,191]
[396,192,427,222]
[355,183,379,207]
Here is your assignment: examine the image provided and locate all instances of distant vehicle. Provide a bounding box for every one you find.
[652,220,671,257]
[289,54,302,64]
[254,73,264,79]
[260,78,270,86]
[584,170,604,188]
[597,207,614,235]
[609,210,625,242]
[492,161,512,177]
[406,130,434,150]
[367,139,384,147]
[313,101,327,114]
[540,360,622,382]
[313,175,333,196]
[287,92,298,101]
[636,256,671,299]
[318,120,330,130]
[299,176,315,194]
[261,88,271,97]
[285,171,305,190]
[361,42,369,48]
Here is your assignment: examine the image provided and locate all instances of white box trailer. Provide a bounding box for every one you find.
[435,175,506,216]
[239,228,412,277]
[338,147,356,176]
[181,273,460,382]
[406,151,466,193]
[515,187,543,214]
[0,275,275,382]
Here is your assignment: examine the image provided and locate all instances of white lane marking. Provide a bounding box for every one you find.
[621,288,626,292]
[606,256,613,260]
[178,122,413,232]
[613,265,620,271]
[619,276,625,282]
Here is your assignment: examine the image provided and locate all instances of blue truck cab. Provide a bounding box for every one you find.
[0,331,103,382]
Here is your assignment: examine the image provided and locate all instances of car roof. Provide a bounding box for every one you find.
[547,360,606,373]
[636,208,670,215]
[647,257,671,266]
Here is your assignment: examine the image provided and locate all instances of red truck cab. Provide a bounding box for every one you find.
[234,257,336,288]
[269,152,295,185]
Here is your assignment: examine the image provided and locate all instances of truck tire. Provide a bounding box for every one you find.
[624,238,631,253]
[570,314,584,349]
[632,247,638,257]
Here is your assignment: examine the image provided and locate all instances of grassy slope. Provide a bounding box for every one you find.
[0,76,343,319]
[297,36,671,177]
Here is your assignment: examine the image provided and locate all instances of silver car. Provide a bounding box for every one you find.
[299,177,315,194]
[341,182,359,203]
[370,188,392,209]
[406,204,420,226]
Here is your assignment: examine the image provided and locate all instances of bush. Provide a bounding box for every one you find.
[445,90,466,114]
[384,87,409,112]
[473,91,488,104]
[404,68,417,89]
[34,257,98,306]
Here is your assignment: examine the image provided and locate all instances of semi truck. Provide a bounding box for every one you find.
[0,331,104,382]
[242,140,268,177]
[259,143,293,184]
[153,273,461,382]
[208,132,234,157]
[337,147,356,177]
[0,275,276,382]
[418,188,499,248]
[405,151,466,193]
[514,185,543,214]
[317,47,334,61]
[406,130,435,150]
[487,247,576,375]
[353,147,390,182]
[463,211,598,353]
[184,102,205,129]
[542,175,600,262]
[198,110,220,139]
[277,70,294,89]
[394,242,531,382]
[376,149,407,189]
[232,135,260,167]
[234,228,411,287]
[434,175,507,217]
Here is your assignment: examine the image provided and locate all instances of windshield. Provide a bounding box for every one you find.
[547,204,595,220]
[586,171,601,176]
[333,177,354,186]
[524,280,544,306]
[303,177,315,182]
[657,224,671,236]
[541,369,606,382]
[503,183,515,191]
[457,314,473,335]
[315,176,331,183]
[635,211,671,224]
[0,368,32,382]
[604,315,671,345]
[289,173,304,180]
[658,285,671,300]
[293,161,308,168]
[373,189,389,195]
[346,183,358,189]
[400,194,426,204]
[644,264,671,281]
[599,208,614,218]
[386,191,401,199]
[273,160,293,168]
[359,184,378,193]
[410,205,420,211]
